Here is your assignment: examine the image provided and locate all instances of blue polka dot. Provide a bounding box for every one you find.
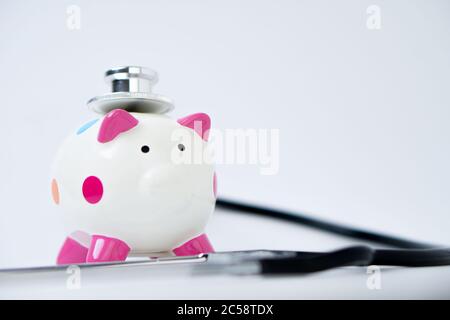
[77,119,99,135]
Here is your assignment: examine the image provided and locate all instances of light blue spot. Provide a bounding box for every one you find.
[77,119,99,135]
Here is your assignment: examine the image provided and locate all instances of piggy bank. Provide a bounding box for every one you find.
[51,109,217,264]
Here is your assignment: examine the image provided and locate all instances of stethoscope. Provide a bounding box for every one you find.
[1,67,449,275]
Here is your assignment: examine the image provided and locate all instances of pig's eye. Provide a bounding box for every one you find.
[141,145,150,153]
[178,144,185,151]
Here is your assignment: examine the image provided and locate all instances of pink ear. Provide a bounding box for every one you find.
[177,113,211,141]
[97,109,139,143]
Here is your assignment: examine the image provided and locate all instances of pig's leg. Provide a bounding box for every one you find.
[172,234,214,256]
[86,235,130,263]
[56,231,91,265]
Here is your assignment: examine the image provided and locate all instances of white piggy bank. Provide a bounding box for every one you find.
[51,109,216,264]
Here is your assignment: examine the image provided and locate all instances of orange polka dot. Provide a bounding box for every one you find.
[51,179,60,205]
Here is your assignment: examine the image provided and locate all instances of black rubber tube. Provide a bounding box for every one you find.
[260,246,374,274]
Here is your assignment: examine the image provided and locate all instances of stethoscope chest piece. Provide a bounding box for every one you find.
[87,66,174,115]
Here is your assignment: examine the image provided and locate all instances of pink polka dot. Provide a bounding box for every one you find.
[82,176,103,204]
[213,172,217,198]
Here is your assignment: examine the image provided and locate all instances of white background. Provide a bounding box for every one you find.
[0,0,449,298]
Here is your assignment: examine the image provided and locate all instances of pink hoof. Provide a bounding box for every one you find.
[56,237,89,265]
[86,235,130,263]
[173,234,214,256]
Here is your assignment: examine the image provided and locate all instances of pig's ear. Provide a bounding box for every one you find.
[97,109,139,143]
[177,113,211,141]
